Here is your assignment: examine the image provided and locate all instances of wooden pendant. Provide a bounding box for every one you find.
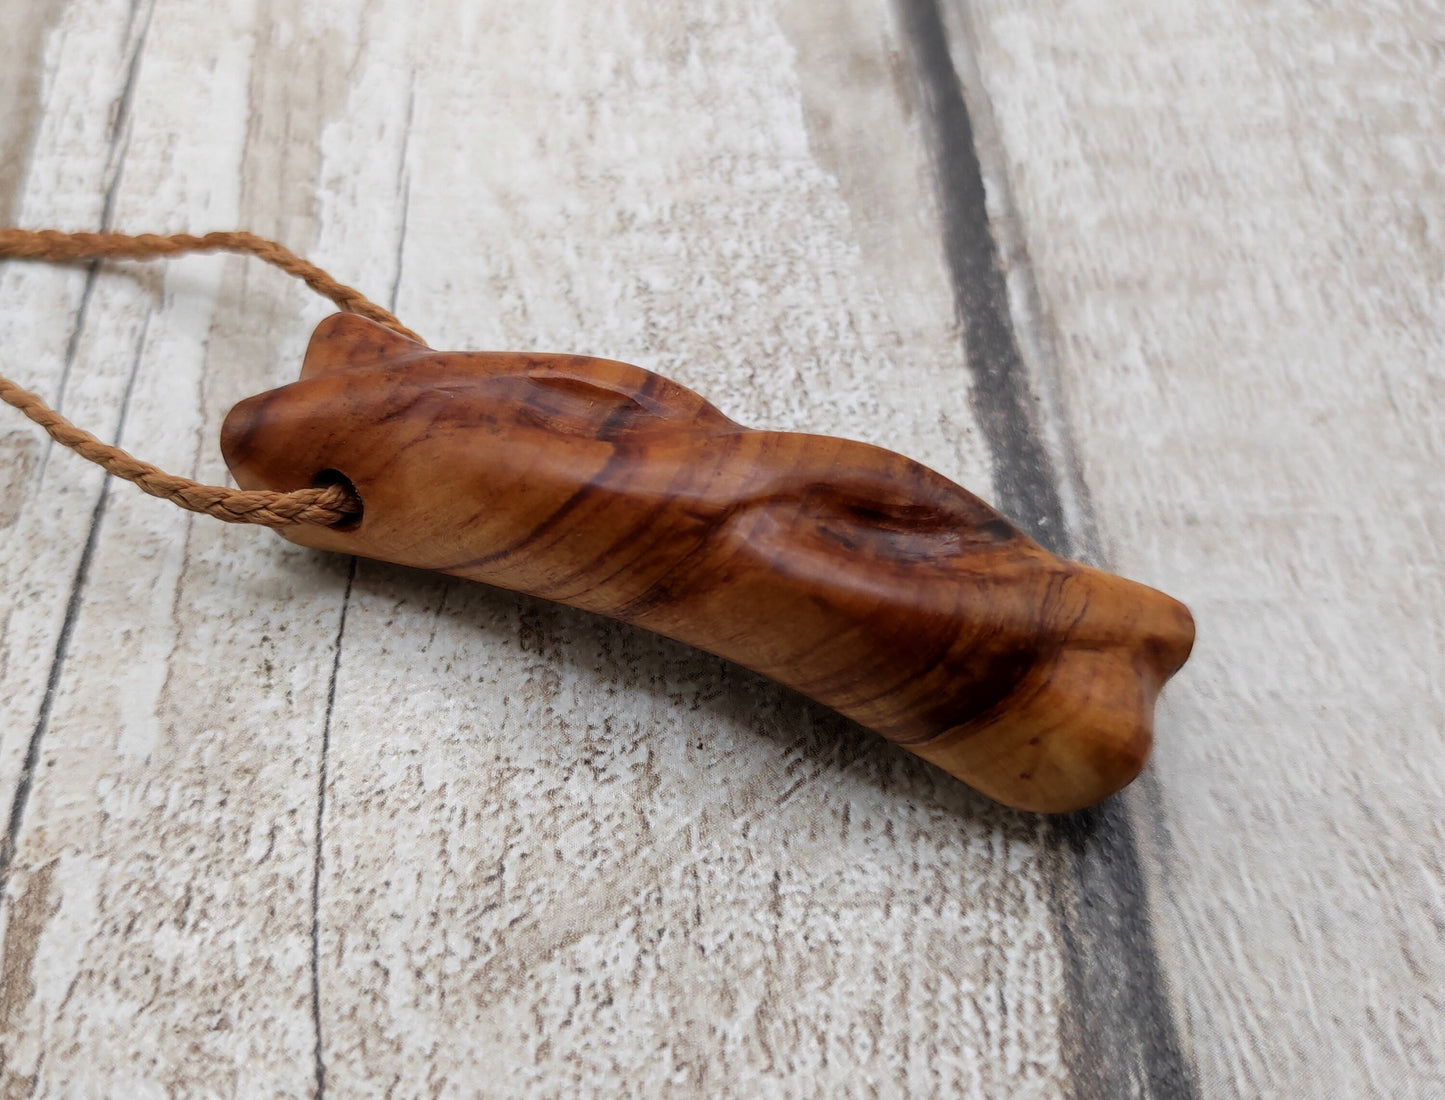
[221,314,1194,812]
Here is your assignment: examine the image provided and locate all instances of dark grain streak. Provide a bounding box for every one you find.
[310,557,356,1100]
[892,0,1065,554]
[0,318,151,894]
[39,0,154,467]
[892,1,1197,1095]
[388,72,415,318]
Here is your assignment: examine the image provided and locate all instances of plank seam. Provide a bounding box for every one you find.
[0,315,150,892]
[310,556,356,1100]
[0,0,155,896]
[890,1,1198,1096]
[309,73,414,1093]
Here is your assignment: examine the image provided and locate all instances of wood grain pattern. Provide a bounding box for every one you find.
[223,313,1193,812]
[0,1,66,228]
[0,0,1080,1095]
[906,4,1196,1093]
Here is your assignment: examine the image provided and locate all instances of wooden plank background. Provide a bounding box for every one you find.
[0,0,1440,1096]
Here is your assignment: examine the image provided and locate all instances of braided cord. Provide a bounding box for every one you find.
[0,228,415,527]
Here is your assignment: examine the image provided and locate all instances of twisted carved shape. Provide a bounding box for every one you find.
[222,315,1194,812]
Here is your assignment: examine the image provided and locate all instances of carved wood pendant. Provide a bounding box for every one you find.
[221,314,1194,812]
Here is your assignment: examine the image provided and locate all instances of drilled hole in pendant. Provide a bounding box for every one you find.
[312,468,364,531]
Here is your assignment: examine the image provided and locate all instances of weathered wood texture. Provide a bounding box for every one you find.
[0,1,1072,1095]
[954,0,1445,1096]
[1,0,1439,1096]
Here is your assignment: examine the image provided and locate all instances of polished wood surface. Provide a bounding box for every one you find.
[221,314,1193,812]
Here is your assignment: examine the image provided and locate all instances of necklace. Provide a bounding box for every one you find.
[0,228,1193,813]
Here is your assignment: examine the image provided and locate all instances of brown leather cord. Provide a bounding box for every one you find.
[0,229,422,527]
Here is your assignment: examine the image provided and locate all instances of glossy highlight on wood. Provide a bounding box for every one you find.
[221,315,1194,812]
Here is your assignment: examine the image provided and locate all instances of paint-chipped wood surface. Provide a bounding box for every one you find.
[0,1,1439,1098]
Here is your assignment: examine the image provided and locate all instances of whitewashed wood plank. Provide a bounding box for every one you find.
[0,15,167,1092]
[958,0,1445,1095]
[0,1,67,228]
[0,0,152,842]
[0,0,388,1093]
[305,0,1071,1095]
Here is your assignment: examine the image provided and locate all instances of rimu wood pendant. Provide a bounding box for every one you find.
[221,314,1195,812]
